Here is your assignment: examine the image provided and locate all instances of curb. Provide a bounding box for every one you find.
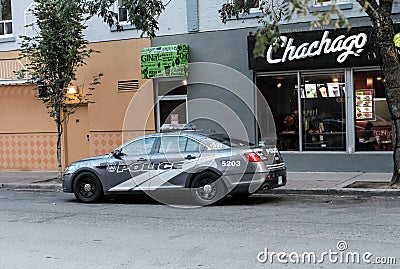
[1,183,399,197]
[0,183,62,192]
[265,187,400,197]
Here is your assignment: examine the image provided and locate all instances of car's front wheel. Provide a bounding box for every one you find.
[190,171,226,206]
[73,172,103,203]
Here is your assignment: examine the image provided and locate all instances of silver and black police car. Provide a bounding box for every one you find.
[63,132,286,205]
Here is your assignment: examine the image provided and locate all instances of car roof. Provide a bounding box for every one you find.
[156,131,217,141]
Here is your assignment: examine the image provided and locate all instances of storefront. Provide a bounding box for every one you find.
[248,26,394,172]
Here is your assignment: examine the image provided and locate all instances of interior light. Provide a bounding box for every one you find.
[366,77,373,87]
[305,80,310,83]
[332,78,339,82]
[277,82,282,88]
[377,76,382,81]
[67,86,78,94]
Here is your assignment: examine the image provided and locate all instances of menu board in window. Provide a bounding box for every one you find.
[301,83,345,98]
[355,89,374,121]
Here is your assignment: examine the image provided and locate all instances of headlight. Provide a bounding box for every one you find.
[64,163,79,174]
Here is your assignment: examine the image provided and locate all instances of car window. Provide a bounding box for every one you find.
[186,138,200,152]
[159,136,186,153]
[207,134,254,147]
[159,136,202,153]
[121,137,157,156]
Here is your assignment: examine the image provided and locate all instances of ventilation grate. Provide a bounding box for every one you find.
[118,79,139,91]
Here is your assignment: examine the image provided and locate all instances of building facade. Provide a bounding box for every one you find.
[150,0,400,172]
[1,0,399,172]
[0,0,159,170]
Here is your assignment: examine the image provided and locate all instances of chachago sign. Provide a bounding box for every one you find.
[141,44,189,79]
[248,26,384,72]
[266,31,368,64]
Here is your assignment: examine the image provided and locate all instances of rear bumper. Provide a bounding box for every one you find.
[229,169,287,194]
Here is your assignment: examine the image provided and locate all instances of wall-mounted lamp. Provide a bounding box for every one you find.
[67,85,78,94]
[182,79,188,86]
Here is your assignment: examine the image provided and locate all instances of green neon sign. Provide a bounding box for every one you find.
[394,32,400,48]
[141,44,189,79]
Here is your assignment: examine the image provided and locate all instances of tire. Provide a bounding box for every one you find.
[73,172,103,203]
[190,171,226,206]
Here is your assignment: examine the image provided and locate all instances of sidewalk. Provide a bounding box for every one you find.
[266,172,400,196]
[0,171,60,191]
[0,171,399,196]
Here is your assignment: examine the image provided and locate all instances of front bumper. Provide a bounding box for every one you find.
[62,173,74,193]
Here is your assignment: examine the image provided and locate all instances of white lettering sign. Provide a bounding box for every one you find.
[266,31,368,64]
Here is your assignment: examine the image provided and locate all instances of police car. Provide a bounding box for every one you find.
[63,132,287,205]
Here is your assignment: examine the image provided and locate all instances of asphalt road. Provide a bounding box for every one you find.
[0,190,399,269]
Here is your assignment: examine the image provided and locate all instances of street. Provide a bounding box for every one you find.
[0,190,399,269]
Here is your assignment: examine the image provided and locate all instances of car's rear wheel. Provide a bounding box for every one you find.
[190,171,226,206]
[73,172,103,203]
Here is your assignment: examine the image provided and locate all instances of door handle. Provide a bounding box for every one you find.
[137,158,147,162]
[184,155,197,160]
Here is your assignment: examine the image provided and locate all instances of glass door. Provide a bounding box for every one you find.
[156,79,188,132]
[256,74,299,151]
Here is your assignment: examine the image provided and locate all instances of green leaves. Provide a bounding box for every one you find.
[19,0,100,124]
[220,0,352,58]
[85,0,165,37]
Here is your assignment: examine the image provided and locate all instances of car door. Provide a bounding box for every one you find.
[149,135,202,189]
[107,136,157,192]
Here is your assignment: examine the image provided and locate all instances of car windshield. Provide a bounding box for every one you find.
[207,134,254,147]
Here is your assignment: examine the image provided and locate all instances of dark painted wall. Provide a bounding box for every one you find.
[153,28,258,143]
[282,153,392,172]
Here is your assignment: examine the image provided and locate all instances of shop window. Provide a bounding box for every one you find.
[256,74,299,151]
[354,70,392,152]
[301,72,346,151]
[0,0,12,37]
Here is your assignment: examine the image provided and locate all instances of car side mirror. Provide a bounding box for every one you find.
[112,149,123,159]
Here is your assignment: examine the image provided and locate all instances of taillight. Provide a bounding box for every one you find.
[244,152,262,162]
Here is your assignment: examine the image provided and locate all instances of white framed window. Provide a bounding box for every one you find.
[0,0,12,37]
[230,0,262,13]
[115,0,128,24]
[313,0,349,7]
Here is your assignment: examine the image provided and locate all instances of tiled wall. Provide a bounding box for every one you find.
[90,132,122,156]
[0,133,58,170]
[90,131,151,156]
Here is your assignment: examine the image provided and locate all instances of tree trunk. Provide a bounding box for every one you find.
[373,15,400,185]
[56,101,63,182]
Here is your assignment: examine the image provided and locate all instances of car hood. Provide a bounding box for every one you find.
[71,154,109,165]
